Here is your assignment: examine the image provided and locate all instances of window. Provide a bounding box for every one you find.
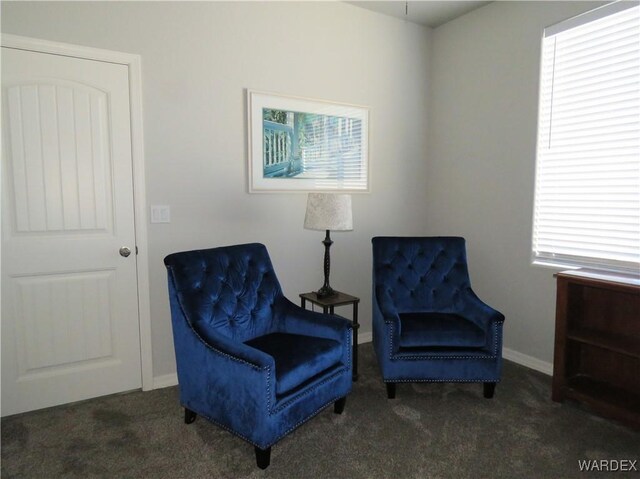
[532,2,640,273]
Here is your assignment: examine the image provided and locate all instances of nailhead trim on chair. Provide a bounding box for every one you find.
[388,321,501,360]
[278,395,344,443]
[180,332,350,449]
[265,365,273,413]
[188,407,264,449]
[186,393,345,451]
[272,367,348,414]
[178,335,349,451]
[271,328,352,414]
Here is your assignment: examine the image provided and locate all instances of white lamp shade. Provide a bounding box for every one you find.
[304,193,353,231]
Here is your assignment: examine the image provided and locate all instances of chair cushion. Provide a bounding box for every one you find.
[398,312,485,348]
[245,333,342,396]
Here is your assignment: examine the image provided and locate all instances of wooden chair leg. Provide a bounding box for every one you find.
[184,408,197,424]
[386,382,396,399]
[483,382,496,399]
[334,397,347,414]
[255,446,271,469]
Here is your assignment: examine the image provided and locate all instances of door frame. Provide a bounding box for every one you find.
[1,33,154,392]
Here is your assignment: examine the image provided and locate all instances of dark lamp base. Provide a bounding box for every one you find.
[316,286,337,299]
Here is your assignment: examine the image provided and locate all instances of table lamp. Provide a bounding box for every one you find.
[304,193,353,298]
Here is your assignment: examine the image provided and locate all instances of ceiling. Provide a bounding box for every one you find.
[346,1,491,28]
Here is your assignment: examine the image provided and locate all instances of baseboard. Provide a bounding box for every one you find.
[503,347,553,376]
[153,373,178,389]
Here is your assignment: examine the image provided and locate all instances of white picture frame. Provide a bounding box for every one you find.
[247,90,369,193]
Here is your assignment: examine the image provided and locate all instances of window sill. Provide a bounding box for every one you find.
[533,260,640,286]
[555,269,640,287]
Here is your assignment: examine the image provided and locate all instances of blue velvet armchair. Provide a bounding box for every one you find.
[372,237,505,399]
[164,243,352,469]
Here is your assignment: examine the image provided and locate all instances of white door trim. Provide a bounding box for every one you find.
[1,33,154,392]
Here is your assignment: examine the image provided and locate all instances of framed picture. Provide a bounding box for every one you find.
[247,90,369,193]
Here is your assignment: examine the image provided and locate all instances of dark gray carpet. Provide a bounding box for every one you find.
[2,343,639,478]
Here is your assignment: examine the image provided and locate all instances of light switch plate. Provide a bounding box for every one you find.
[150,205,170,223]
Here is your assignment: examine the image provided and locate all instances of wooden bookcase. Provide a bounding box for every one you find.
[552,270,640,428]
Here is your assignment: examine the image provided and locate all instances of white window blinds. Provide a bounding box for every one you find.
[533,2,640,273]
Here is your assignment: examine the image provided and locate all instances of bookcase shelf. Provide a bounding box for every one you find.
[566,329,640,359]
[552,271,640,429]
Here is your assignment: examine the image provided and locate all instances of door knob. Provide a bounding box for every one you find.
[119,246,131,258]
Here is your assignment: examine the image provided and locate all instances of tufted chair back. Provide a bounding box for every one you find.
[372,237,472,314]
[164,243,282,342]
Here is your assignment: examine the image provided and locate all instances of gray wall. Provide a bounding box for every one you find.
[1,1,432,379]
[3,0,611,380]
[427,1,606,369]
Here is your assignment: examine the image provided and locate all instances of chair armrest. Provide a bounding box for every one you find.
[274,297,352,341]
[197,326,276,369]
[372,287,402,355]
[168,292,278,438]
[273,298,353,376]
[456,289,505,330]
[168,285,275,369]
[373,285,401,326]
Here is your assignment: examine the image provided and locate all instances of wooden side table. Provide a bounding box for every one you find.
[299,291,360,381]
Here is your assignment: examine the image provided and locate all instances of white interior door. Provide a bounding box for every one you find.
[1,46,142,416]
